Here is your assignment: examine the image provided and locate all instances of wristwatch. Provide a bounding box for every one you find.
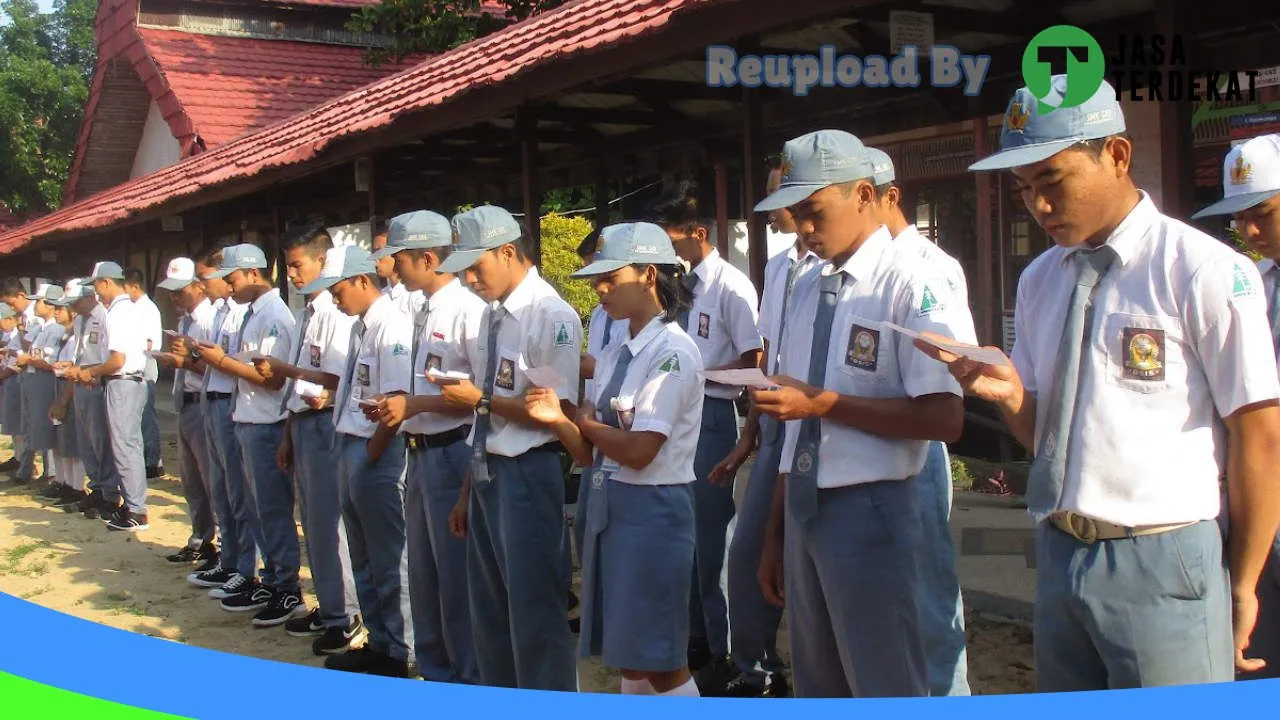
[476,393,491,416]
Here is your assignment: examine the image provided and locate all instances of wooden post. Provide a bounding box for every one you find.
[742,87,767,296]
[594,157,609,231]
[714,158,730,259]
[1157,2,1193,218]
[517,107,542,264]
[973,117,995,346]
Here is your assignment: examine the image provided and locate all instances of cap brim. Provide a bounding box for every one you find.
[1190,189,1280,219]
[203,268,235,280]
[754,184,827,213]
[298,276,341,296]
[24,294,39,301]
[436,249,486,274]
[157,277,194,291]
[967,139,1078,171]
[371,246,403,260]
[571,259,630,278]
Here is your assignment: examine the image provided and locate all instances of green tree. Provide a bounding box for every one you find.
[348,0,570,65]
[0,0,95,214]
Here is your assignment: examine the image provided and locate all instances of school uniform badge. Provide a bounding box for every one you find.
[495,357,515,390]
[697,312,711,339]
[1231,263,1257,298]
[1121,327,1164,381]
[554,321,574,348]
[917,285,944,317]
[356,363,371,386]
[88,331,99,344]
[845,325,879,371]
[658,353,681,373]
[309,345,321,368]
[426,354,443,374]
[391,343,409,357]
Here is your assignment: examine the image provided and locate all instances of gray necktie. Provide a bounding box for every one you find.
[336,319,366,421]
[787,271,846,526]
[678,272,698,331]
[228,304,255,416]
[602,314,614,345]
[202,303,229,393]
[1026,246,1118,522]
[411,304,428,378]
[588,344,634,485]
[470,307,506,486]
[174,314,192,413]
[1266,266,1280,360]
[280,304,316,415]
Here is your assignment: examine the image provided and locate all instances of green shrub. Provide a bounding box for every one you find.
[1230,225,1263,263]
[950,456,974,491]
[539,213,598,327]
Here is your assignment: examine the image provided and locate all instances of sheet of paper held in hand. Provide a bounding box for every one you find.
[880,322,1009,366]
[423,368,471,381]
[701,368,779,389]
[294,379,325,399]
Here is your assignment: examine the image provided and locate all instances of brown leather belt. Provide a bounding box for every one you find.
[1049,511,1195,544]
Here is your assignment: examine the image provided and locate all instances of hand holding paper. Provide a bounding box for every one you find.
[424,368,471,382]
[882,323,1010,367]
[294,379,325,399]
[701,367,779,389]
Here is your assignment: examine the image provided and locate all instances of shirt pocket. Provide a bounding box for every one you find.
[1100,312,1183,395]
[833,314,892,389]
[492,348,520,395]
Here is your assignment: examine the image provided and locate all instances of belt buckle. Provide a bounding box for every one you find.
[1065,512,1099,544]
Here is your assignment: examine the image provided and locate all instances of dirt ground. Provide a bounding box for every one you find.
[0,434,1034,695]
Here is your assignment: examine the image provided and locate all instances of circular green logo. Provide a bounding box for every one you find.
[1021,25,1105,114]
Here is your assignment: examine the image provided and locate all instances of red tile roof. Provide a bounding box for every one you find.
[0,0,693,257]
[137,27,418,148]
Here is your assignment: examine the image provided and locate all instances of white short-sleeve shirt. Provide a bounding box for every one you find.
[591,316,705,486]
[1259,257,1280,360]
[28,321,66,374]
[231,289,295,424]
[56,320,79,365]
[134,293,164,382]
[583,303,629,402]
[468,268,583,458]
[104,294,147,376]
[684,249,763,399]
[404,278,487,436]
[758,244,821,375]
[287,291,356,415]
[177,298,218,395]
[1010,192,1280,526]
[778,226,973,488]
[22,303,43,345]
[893,226,970,306]
[385,281,426,318]
[77,304,109,366]
[334,293,413,438]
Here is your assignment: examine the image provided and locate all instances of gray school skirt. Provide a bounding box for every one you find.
[579,475,696,672]
[23,370,56,451]
[54,378,78,457]
[2,374,24,434]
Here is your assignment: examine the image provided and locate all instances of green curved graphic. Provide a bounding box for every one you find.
[0,671,192,719]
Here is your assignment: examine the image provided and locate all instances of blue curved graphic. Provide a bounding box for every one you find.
[1,591,1278,716]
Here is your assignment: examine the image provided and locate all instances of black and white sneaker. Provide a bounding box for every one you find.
[106,511,149,532]
[166,543,217,564]
[252,589,306,628]
[207,572,250,598]
[219,582,271,613]
[189,566,236,589]
[0,457,17,472]
[312,616,369,656]
[285,608,325,638]
[193,552,221,574]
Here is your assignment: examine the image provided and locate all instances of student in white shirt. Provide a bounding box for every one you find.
[195,244,303,628]
[23,284,66,494]
[432,205,580,691]
[714,168,818,698]
[934,78,1280,689]
[63,282,118,518]
[124,267,165,479]
[0,304,18,471]
[369,209,485,684]
[253,225,364,656]
[184,247,261,602]
[76,262,150,532]
[0,279,44,484]
[155,258,221,567]
[863,146,973,697]
[45,281,88,508]
[373,228,426,317]
[649,181,762,686]
[1189,133,1280,680]
[753,130,972,698]
[526,222,705,696]
[301,245,415,679]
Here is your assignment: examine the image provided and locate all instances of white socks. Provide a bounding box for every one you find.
[620,678,655,695]
[658,678,700,697]
[54,455,83,490]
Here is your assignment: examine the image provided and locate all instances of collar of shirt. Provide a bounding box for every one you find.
[830,225,893,283]
[426,278,465,312]
[308,289,335,313]
[187,297,213,321]
[691,248,725,287]
[785,243,819,265]
[108,294,131,312]
[362,292,396,326]
[1259,258,1278,276]
[249,287,283,314]
[385,282,406,299]
[1060,191,1158,270]
[623,314,668,356]
[500,268,547,322]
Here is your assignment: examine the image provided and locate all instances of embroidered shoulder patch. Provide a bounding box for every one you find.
[658,353,681,373]
[391,343,409,357]
[267,325,280,338]
[1232,263,1256,298]
[554,321,573,347]
[917,285,944,317]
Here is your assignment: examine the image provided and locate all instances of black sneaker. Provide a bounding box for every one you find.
[285,608,325,638]
[193,552,221,574]
[721,671,790,698]
[204,571,248,597]
[39,482,63,499]
[54,488,88,511]
[12,474,30,486]
[87,495,122,521]
[188,566,233,588]
[313,616,368,656]
[146,465,165,479]
[0,457,17,472]
[252,589,306,628]
[693,656,737,696]
[323,645,380,673]
[107,511,149,532]
[367,653,412,679]
[687,638,713,673]
[219,582,271,613]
